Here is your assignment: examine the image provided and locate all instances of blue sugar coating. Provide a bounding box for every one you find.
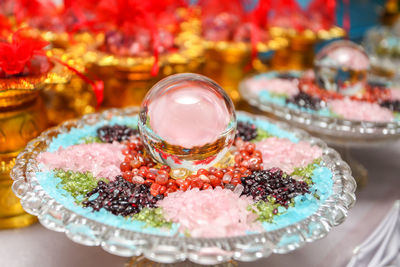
[237,113,299,143]
[263,166,333,231]
[48,116,138,152]
[259,90,334,117]
[36,113,334,236]
[252,71,334,117]
[384,36,400,49]
[259,91,287,106]
[36,171,179,235]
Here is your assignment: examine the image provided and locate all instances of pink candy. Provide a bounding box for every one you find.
[158,187,261,238]
[329,98,394,122]
[389,88,400,101]
[38,143,124,180]
[327,46,369,71]
[302,69,315,81]
[246,78,299,97]
[256,137,323,174]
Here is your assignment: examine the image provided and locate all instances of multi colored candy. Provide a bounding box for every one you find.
[38,119,325,237]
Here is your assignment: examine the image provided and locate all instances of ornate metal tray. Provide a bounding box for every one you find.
[239,75,400,146]
[11,107,356,265]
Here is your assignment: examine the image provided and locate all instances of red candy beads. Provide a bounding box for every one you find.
[120,137,264,197]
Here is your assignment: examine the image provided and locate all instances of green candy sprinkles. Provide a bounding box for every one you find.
[249,197,282,223]
[291,159,321,185]
[55,170,107,203]
[253,128,272,142]
[132,208,172,229]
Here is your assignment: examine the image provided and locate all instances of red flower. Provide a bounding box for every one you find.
[95,0,150,34]
[0,29,49,75]
[93,0,184,35]
[14,0,57,23]
[198,0,245,19]
[0,15,12,39]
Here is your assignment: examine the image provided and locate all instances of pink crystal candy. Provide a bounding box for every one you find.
[148,84,230,148]
[390,88,400,101]
[329,98,394,122]
[256,137,323,174]
[246,78,299,97]
[302,69,315,81]
[158,188,261,238]
[327,46,369,71]
[38,143,124,180]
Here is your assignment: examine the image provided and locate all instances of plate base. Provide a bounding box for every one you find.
[126,256,238,267]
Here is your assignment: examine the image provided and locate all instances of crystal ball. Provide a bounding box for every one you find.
[314,40,370,96]
[138,73,236,171]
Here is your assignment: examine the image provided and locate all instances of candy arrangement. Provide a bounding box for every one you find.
[244,72,400,122]
[243,41,400,123]
[35,111,333,238]
[29,73,334,239]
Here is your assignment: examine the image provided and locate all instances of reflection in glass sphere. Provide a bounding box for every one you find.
[138,73,236,171]
[314,40,370,96]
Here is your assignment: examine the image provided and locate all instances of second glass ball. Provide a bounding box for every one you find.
[314,40,370,96]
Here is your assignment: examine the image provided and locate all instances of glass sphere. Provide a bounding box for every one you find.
[314,40,370,96]
[138,73,236,171]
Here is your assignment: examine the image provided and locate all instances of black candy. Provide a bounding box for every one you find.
[97,125,138,143]
[83,176,156,216]
[241,168,310,207]
[236,121,258,141]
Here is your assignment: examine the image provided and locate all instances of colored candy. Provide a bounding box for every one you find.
[255,137,322,174]
[38,119,329,237]
[246,78,299,97]
[330,98,395,122]
[38,142,124,180]
[158,187,262,238]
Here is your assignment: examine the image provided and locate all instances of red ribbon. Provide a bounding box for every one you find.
[53,57,104,108]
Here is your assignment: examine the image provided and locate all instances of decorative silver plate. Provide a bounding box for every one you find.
[11,107,356,265]
[239,78,400,146]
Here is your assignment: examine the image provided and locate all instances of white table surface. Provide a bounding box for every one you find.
[1,142,399,267]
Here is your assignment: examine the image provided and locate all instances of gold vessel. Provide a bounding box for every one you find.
[0,78,48,229]
[270,27,346,71]
[381,0,400,26]
[41,49,97,126]
[202,41,251,105]
[83,33,204,108]
[202,39,283,105]
[0,57,80,228]
[41,31,96,50]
